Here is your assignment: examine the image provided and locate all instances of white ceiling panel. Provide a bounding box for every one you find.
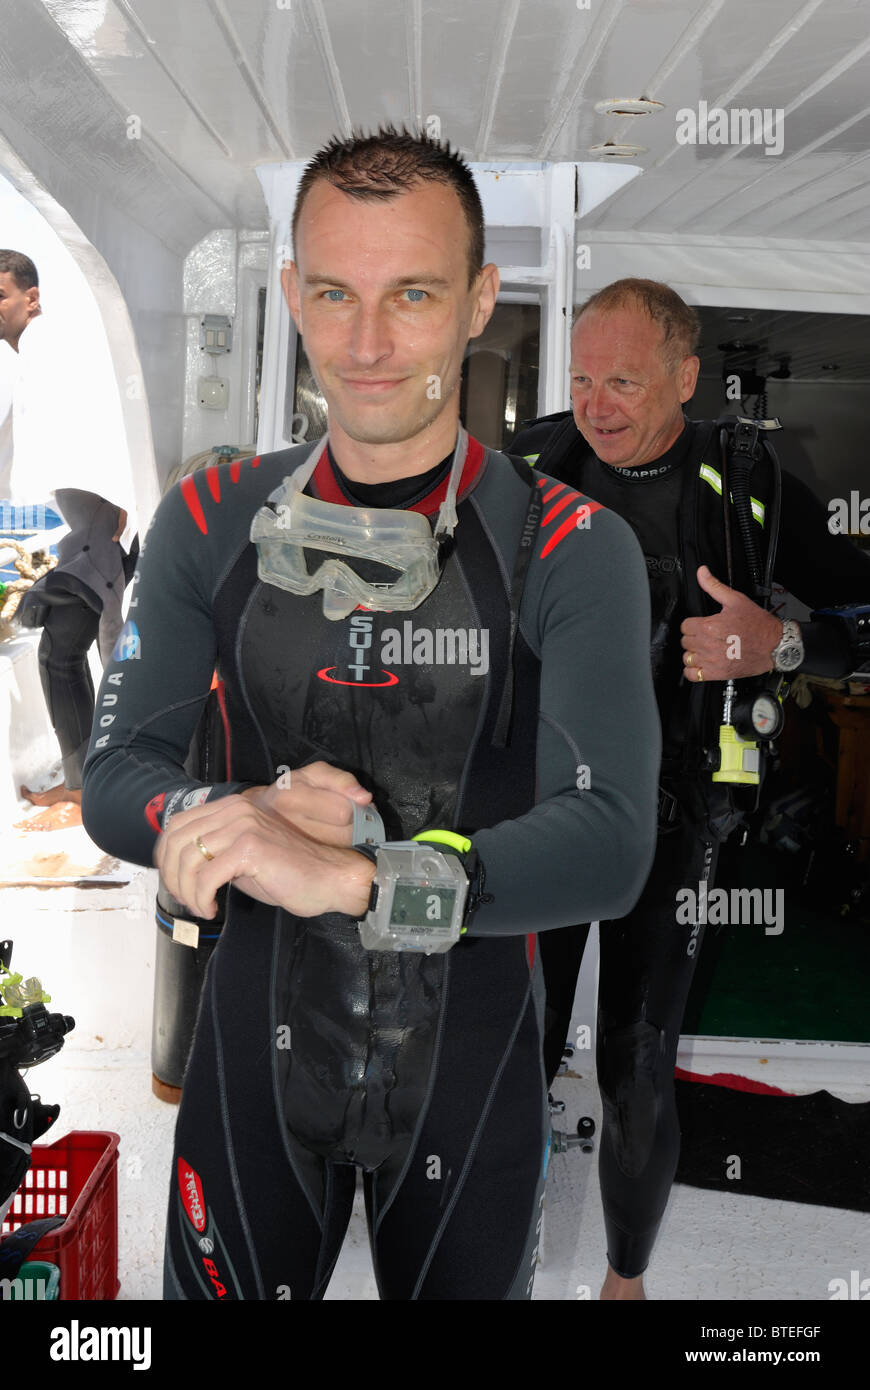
[0,0,864,260]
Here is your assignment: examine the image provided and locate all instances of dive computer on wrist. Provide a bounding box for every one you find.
[351,805,476,954]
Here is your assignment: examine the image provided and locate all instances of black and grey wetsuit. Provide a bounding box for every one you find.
[513,411,870,1281]
[82,435,660,1300]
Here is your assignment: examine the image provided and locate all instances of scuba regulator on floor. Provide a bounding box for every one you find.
[0,940,74,1233]
[707,415,786,788]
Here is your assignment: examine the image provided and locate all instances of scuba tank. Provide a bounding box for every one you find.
[151,681,229,1101]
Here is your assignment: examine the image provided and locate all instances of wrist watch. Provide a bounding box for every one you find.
[351,804,481,954]
[771,618,804,673]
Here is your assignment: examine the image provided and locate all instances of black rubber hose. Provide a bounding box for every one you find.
[729,455,763,596]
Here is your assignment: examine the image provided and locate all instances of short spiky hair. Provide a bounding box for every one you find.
[291,125,484,286]
[575,278,700,369]
[0,250,38,291]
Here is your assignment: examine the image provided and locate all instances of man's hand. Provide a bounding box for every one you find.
[154,793,375,921]
[112,508,127,544]
[680,566,783,681]
[240,760,372,846]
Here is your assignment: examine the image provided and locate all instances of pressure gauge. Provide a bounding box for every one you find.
[732,688,784,740]
[751,691,784,738]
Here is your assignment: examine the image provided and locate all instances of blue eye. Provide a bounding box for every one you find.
[404,288,426,302]
[325,289,346,302]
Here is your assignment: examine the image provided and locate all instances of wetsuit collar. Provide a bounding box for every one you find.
[311,434,487,515]
[597,420,692,482]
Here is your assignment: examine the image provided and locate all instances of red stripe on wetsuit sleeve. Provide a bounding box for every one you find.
[542,491,580,526]
[540,500,603,558]
[542,482,567,504]
[180,475,208,535]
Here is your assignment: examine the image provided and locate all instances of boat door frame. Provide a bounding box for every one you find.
[254,160,579,453]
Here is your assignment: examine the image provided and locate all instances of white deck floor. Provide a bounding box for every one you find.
[39,1050,869,1302]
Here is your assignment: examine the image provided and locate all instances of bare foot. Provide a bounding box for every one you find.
[14,801,83,831]
[21,783,83,807]
[600,1266,647,1300]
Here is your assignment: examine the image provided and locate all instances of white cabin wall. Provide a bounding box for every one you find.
[180,230,269,467]
[0,135,184,496]
[0,0,212,494]
[573,230,870,314]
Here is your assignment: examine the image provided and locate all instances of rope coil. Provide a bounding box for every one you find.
[0,538,57,636]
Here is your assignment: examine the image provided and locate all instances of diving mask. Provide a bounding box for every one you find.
[250,430,468,620]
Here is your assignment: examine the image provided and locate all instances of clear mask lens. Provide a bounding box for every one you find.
[250,431,468,620]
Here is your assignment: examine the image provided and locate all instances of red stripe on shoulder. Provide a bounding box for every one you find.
[250,455,261,468]
[542,491,580,526]
[526,933,536,970]
[180,475,208,535]
[230,458,242,484]
[205,464,221,502]
[539,500,603,558]
[542,482,567,504]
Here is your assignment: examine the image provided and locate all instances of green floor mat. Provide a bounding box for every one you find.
[683,843,870,1041]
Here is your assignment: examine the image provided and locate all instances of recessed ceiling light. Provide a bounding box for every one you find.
[727,314,754,323]
[594,98,665,117]
[587,142,647,157]
[821,363,840,371]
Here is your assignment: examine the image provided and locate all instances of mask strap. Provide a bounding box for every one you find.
[433,428,468,539]
[286,435,329,496]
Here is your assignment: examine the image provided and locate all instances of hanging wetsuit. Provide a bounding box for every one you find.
[16,491,138,790]
[81,435,660,1300]
[512,409,870,1280]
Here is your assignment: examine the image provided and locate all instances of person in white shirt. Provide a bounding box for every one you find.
[0,249,137,825]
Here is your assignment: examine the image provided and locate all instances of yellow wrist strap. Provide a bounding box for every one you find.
[412,829,472,854]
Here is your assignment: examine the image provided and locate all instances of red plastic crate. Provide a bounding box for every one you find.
[2,1131,120,1300]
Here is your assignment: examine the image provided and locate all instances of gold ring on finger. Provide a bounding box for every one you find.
[697,668,704,682]
[194,834,215,862]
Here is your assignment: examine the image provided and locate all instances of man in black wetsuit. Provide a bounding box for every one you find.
[81,132,661,1300]
[511,277,870,1300]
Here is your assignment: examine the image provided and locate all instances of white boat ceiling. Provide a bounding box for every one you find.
[1,0,869,258]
